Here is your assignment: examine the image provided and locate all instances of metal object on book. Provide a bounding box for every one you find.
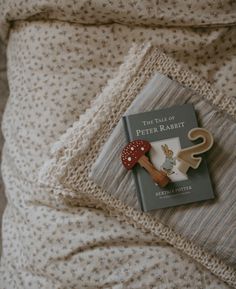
[121,140,170,187]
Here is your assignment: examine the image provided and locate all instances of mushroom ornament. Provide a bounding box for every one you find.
[121,140,170,187]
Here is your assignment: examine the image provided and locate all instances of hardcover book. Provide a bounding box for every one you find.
[122,104,215,212]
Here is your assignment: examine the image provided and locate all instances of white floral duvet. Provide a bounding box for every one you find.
[0,1,236,288]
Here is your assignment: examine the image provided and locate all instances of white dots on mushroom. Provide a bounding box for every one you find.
[128,157,132,161]
[141,147,144,151]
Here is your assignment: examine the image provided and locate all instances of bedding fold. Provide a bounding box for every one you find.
[1,0,236,40]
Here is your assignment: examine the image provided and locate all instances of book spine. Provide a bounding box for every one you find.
[122,116,145,211]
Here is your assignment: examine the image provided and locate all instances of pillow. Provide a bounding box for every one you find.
[89,71,236,268]
[39,44,236,287]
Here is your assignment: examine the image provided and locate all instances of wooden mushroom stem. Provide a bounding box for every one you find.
[138,155,170,187]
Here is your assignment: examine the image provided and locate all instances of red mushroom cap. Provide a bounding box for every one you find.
[121,140,151,170]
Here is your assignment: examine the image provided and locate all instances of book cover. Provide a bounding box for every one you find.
[122,103,215,212]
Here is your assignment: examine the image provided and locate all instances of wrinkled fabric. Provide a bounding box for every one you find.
[0,0,236,288]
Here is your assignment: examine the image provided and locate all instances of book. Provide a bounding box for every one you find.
[122,103,215,212]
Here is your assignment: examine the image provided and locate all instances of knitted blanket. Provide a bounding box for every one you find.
[39,44,236,287]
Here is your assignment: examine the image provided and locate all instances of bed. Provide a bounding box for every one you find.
[0,1,235,288]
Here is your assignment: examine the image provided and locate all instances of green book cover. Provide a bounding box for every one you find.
[123,103,215,212]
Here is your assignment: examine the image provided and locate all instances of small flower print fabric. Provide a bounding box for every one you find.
[0,0,236,288]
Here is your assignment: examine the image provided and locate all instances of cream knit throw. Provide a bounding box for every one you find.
[39,44,236,287]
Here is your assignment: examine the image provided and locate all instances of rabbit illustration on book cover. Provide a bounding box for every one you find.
[161,144,176,175]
